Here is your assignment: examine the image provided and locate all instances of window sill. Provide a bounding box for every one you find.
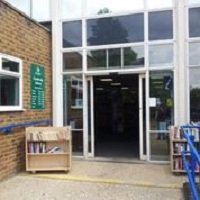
[0,107,26,112]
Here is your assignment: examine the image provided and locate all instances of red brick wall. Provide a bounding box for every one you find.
[0,1,52,181]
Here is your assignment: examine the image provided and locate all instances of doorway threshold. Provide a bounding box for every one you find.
[75,156,147,164]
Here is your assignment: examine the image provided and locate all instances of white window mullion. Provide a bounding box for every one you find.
[30,0,33,18]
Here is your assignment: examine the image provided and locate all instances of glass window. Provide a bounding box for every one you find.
[87,13,144,46]
[189,42,200,66]
[124,46,144,67]
[149,71,174,161]
[0,54,22,110]
[63,21,82,48]
[0,75,19,106]
[87,0,144,16]
[6,0,30,16]
[63,75,83,155]
[32,0,50,21]
[61,0,82,19]
[87,49,107,70]
[190,67,200,122]
[149,44,173,67]
[149,11,173,41]
[2,58,19,72]
[189,8,200,38]
[108,48,121,69]
[63,52,82,71]
[0,54,22,111]
[147,0,173,9]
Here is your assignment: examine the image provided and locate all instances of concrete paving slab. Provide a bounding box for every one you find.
[24,160,186,189]
[0,176,182,200]
[0,160,186,200]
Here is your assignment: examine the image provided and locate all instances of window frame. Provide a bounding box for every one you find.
[148,10,174,41]
[62,20,83,48]
[0,54,23,112]
[188,65,200,122]
[86,13,145,46]
[188,7,200,38]
[148,43,174,67]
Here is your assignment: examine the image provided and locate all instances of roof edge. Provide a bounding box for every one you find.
[0,0,51,33]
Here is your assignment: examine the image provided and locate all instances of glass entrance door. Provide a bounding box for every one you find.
[63,75,83,156]
[149,70,174,161]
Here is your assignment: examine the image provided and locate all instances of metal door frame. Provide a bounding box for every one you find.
[86,76,95,157]
[139,74,147,160]
[86,73,146,160]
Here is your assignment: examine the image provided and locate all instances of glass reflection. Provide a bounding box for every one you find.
[61,0,82,19]
[190,67,200,122]
[87,0,144,16]
[87,50,107,70]
[124,46,144,67]
[63,52,82,71]
[189,8,200,38]
[63,21,82,48]
[149,11,173,41]
[0,75,19,106]
[149,44,173,66]
[2,58,19,72]
[87,14,144,46]
[150,132,170,161]
[189,42,200,66]
[108,48,121,68]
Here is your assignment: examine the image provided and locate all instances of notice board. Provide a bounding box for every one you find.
[30,64,45,110]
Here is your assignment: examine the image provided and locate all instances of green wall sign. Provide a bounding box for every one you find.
[30,64,45,110]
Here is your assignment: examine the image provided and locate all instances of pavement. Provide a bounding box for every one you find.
[0,160,186,200]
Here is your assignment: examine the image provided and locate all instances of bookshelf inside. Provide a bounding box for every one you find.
[170,126,199,173]
[26,127,71,172]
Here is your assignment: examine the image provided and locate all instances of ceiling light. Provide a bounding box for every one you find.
[111,83,121,86]
[121,87,129,90]
[100,79,112,82]
[96,88,104,91]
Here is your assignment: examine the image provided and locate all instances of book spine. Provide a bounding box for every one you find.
[30,143,34,153]
[42,143,46,153]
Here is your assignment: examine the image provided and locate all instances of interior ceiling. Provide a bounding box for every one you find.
[94,74,138,88]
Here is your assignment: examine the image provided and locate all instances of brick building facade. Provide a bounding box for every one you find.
[0,1,52,181]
